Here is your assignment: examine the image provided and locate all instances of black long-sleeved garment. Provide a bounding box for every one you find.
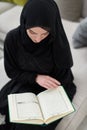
[3,27,76,98]
[0,27,76,130]
[0,0,76,130]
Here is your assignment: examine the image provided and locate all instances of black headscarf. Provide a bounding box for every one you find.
[20,0,73,68]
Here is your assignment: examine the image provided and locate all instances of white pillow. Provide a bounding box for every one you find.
[0,59,10,90]
[0,2,15,14]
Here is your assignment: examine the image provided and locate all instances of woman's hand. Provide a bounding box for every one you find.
[35,74,61,89]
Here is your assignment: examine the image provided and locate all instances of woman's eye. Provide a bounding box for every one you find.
[42,32,49,36]
[29,30,35,34]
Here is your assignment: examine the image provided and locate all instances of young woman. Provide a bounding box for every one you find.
[0,0,76,130]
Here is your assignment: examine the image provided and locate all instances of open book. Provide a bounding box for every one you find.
[8,86,75,125]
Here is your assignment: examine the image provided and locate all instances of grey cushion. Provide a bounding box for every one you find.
[82,0,87,18]
[0,2,15,14]
[72,18,87,48]
[0,6,22,42]
[0,49,3,59]
[54,0,82,21]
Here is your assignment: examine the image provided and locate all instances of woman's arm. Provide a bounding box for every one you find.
[4,32,37,84]
[56,68,76,100]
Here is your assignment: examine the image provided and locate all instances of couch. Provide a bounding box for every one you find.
[0,1,23,49]
[0,1,87,130]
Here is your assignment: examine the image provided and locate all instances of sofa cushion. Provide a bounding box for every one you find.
[0,59,10,90]
[0,6,23,41]
[55,19,87,130]
[0,1,15,14]
[0,48,3,59]
[82,0,87,18]
[0,32,5,43]
[1,0,28,6]
[54,0,82,21]
[72,17,87,48]
[12,0,28,6]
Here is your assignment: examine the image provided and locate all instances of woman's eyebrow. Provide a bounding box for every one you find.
[29,29,48,35]
[29,29,37,34]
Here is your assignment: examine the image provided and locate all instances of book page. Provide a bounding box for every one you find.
[37,86,74,121]
[8,93,43,122]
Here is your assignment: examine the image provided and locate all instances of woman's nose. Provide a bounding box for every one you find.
[35,36,42,43]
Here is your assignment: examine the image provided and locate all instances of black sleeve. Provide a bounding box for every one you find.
[61,69,76,100]
[53,67,76,100]
[58,69,74,86]
[4,31,37,84]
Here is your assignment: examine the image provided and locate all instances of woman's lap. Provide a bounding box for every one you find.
[11,119,60,130]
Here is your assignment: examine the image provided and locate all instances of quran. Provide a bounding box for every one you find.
[8,86,75,125]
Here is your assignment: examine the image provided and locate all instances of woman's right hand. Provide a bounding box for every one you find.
[35,74,61,89]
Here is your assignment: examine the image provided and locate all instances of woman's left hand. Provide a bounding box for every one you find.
[35,74,61,89]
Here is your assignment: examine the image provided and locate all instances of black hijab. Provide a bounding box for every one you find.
[20,0,73,68]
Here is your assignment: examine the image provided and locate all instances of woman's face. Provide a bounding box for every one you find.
[26,27,49,43]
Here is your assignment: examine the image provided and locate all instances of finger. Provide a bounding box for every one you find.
[47,80,59,88]
[48,76,61,85]
[44,82,58,89]
[41,83,51,89]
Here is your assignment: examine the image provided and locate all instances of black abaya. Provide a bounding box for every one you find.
[0,0,76,130]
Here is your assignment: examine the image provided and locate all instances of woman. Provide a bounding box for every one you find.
[0,0,76,130]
